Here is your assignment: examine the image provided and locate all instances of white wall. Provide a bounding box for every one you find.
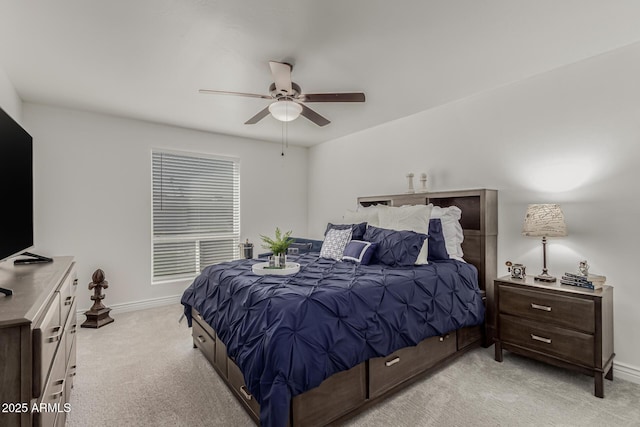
[0,65,22,122]
[308,43,640,379]
[23,103,308,311]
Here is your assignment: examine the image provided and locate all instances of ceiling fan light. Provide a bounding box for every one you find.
[268,100,302,122]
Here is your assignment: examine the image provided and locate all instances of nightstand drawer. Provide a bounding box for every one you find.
[500,314,594,366]
[500,286,595,333]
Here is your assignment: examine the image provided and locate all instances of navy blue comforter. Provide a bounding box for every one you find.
[181,254,484,426]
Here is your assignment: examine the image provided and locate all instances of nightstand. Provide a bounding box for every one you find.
[494,275,614,397]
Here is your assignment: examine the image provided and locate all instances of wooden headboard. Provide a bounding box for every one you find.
[358,189,498,341]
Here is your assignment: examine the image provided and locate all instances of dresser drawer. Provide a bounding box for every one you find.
[64,298,77,367]
[65,333,77,400]
[228,359,260,420]
[33,337,66,427]
[192,319,215,366]
[499,285,595,333]
[58,267,77,325]
[33,293,62,398]
[500,314,594,366]
[369,332,456,398]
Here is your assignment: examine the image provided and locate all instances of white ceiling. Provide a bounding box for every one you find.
[3,1,640,147]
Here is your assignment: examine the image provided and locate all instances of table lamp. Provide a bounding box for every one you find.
[522,204,568,282]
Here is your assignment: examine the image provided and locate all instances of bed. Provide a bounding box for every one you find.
[181,189,497,426]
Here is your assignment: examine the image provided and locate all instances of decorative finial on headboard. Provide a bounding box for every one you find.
[419,173,428,193]
[406,173,415,194]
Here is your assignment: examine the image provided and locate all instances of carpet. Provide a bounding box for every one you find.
[67,304,640,426]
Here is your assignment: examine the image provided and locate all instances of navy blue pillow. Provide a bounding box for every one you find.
[342,240,377,265]
[325,222,367,240]
[427,218,449,261]
[363,225,427,267]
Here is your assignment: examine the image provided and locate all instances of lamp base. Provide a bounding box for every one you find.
[534,273,557,282]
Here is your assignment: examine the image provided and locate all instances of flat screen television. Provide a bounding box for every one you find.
[0,107,33,261]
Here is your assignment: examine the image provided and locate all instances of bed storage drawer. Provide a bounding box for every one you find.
[215,332,228,378]
[457,325,482,350]
[191,308,216,337]
[369,332,456,398]
[228,359,260,421]
[292,362,366,427]
[192,319,215,366]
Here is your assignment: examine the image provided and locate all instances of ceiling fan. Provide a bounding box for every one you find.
[199,61,365,127]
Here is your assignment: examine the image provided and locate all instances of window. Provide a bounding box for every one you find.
[152,150,240,283]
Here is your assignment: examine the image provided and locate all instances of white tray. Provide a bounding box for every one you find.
[252,262,300,276]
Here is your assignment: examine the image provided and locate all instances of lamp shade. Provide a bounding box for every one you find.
[268,100,302,122]
[522,204,568,237]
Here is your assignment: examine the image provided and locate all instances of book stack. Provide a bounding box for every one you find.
[560,272,606,290]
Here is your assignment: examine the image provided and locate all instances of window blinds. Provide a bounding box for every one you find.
[152,151,240,282]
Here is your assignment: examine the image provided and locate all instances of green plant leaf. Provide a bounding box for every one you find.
[260,227,294,255]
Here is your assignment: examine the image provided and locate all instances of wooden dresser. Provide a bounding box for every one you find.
[494,275,614,397]
[0,257,77,427]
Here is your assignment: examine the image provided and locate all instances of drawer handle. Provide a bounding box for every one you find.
[196,313,203,320]
[531,334,552,344]
[47,326,63,342]
[197,335,206,344]
[50,379,65,399]
[439,333,450,342]
[240,385,252,401]
[65,295,74,306]
[531,303,552,312]
[385,356,400,367]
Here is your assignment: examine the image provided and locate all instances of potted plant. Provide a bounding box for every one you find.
[260,228,294,268]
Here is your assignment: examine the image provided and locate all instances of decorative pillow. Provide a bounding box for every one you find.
[377,204,433,264]
[342,240,377,265]
[431,206,464,260]
[343,204,384,227]
[324,222,367,241]
[320,228,353,261]
[363,225,427,267]
[426,218,449,261]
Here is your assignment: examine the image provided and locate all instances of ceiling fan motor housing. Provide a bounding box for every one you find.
[269,82,301,99]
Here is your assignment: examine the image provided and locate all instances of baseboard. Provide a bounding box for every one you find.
[77,294,182,317]
[614,360,640,385]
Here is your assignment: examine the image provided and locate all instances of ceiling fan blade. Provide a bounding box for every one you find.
[244,106,271,125]
[301,92,365,102]
[300,104,330,127]
[269,61,293,95]
[199,89,272,100]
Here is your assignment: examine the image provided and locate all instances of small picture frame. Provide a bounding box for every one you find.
[511,263,526,279]
[506,261,526,279]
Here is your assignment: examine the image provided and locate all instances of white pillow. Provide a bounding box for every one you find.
[343,204,383,227]
[320,228,353,261]
[377,204,433,264]
[431,205,464,260]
